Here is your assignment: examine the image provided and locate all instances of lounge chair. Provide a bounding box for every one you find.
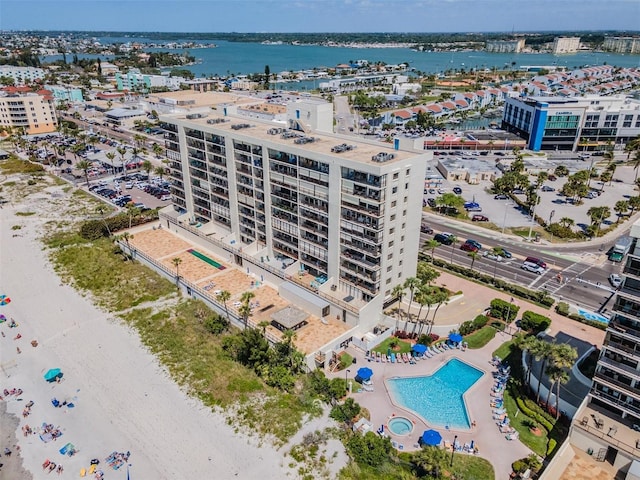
[381,354,386,363]
[376,352,381,362]
[390,353,396,363]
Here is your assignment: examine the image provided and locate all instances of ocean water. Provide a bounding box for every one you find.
[44,37,640,78]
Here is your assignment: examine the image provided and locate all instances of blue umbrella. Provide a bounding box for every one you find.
[420,429,442,446]
[44,368,62,382]
[449,333,463,343]
[356,367,373,381]
[412,344,427,354]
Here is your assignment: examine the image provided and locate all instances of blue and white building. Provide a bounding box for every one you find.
[0,66,45,85]
[501,95,640,151]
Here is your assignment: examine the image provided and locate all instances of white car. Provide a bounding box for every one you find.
[482,251,503,262]
[609,274,622,288]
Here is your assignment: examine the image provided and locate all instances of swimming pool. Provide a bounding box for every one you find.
[576,308,609,324]
[388,417,414,436]
[386,359,483,429]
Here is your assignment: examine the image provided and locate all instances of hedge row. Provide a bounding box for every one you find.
[546,438,557,456]
[428,256,555,307]
[80,210,160,240]
[516,396,554,433]
[555,302,608,331]
[459,314,489,335]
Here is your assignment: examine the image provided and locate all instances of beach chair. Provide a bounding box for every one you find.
[88,465,96,475]
[390,353,396,363]
[80,468,86,477]
[381,354,386,363]
[376,352,381,362]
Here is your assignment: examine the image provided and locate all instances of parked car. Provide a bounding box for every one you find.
[420,224,434,234]
[496,247,512,259]
[512,188,525,195]
[471,214,489,222]
[541,185,555,192]
[464,202,482,212]
[524,256,548,269]
[453,186,462,194]
[465,239,482,250]
[160,194,171,201]
[426,198,437,208]
[494,194,508,200]
[434,233,454,245]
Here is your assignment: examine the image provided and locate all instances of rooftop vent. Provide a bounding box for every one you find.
[186,113,208,120]
[294,137,316,144]
[371,152,395,163]
[331,143,356,153]
[281,131,303,139]
[267,128,285,135]
[231,123,252,130]
[206,118,228,124]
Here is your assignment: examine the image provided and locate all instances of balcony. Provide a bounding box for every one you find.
[340,273,378,295]
[340,261,379,282]
[608,318,640,341]
[341,251,381,271]
[299,220,328,237]
[605,338,640,360]
[301,233,328,249]
[341,200,383,217]
[340,237,381,257]
[598,356,640,382]
[594,371,640,397]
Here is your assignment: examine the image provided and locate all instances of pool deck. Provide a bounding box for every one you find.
[335,333,532,480]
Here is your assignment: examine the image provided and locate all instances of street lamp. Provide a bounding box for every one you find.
[450,435,458,466]
[502,202,514,235]
[345,369,351,384]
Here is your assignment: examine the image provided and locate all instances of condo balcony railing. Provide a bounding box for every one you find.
[594,371,640,397]
[608,318,640,340]
[598,356,640,381]
[589,388,640,417]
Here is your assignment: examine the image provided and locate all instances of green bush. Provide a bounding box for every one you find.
[490,298,519,323]
[512,459,527,474]
[459,321,474,335]
[79,210,160,240]
[472,314,489,329]
[330,398,361,423]
[546,438,557,456]
[516,397,554,432]
[520,311,551,333]
[555,302,570,315]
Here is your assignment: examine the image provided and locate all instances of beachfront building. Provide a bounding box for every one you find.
[485,39,525,53]
[566,219,640,477]
[0,66,46,85]
[501,95,640,151]
[115,69,184,92]
[603,37,640,54]
[552,37,581,54]
[44,85,84,104]
[160,109,429,326]
[0,86,57,135]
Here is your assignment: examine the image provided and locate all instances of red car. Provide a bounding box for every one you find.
[472,214,489,222]
[460,242,479,252]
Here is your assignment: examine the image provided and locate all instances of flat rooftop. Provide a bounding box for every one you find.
[163,112,422,166]
[148,90,257,109]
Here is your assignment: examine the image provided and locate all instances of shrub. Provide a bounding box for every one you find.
[472,314,489,329]
[555,302,570,316]
[79,210,160,240]
[490,298,519,323]
[546,438,557,456]
[459,321,474,335]
[520,311,551,333]
[330,398,361,423]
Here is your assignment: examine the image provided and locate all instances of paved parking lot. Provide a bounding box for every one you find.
[424,160,637,232]
[88,175,171,210]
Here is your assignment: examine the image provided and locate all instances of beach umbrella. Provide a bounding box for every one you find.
[420,429,442,446]
[356,367,373,381]
[449,333,463,343]
[0,314,6,321]
[412,344,427,354]
[0,295,11,306]
[44,368,62,382]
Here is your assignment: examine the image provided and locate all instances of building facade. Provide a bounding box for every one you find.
[568,220,640,476]
[603,37,640,54]
[501,95,640,151]
[115,69,183,92]
[161,112,428,318]
[0,66,45,85]
[0,87,57,135]
[485,39,525,53]
[552,37,581,54]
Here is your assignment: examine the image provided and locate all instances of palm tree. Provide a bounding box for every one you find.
[559,217,574,229]
[586,206,611,235]
[518,335,541,388]
[535,341,554,403]
[545,364,563,409]
[172,257,182,283]
[551,368,570,420]
[125,203,141,229]
[403,277,420,323]
[76,159,92,186]
[133,133,146,148]
[105,151,116,175]
[258,320,270,337]
[96,205,112,237]
[142,159,153,178]
[216,290,231,323]
[428,291,449,334]
[152,143,164,159]
[116,146,128,180]
[468,251,479,271]
[633,150,640,181]
[629,196,640,214]
[153,165,166,181]
[118,231,133,261]
[448,235,458,264]
[614,200,629,223]
[238,302,252,330]
[390,284,404,332]
[423,239,440,262]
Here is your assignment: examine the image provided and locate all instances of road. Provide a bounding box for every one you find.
[421,213,622,314]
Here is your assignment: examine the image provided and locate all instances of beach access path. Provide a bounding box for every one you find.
[0,195,291,478]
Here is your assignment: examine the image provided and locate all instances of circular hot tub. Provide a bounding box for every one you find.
[388,416,414,436]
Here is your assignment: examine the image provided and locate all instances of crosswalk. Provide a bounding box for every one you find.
[535,262,595,295]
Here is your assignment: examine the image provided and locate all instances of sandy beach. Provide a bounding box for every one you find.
[0,188,292,478]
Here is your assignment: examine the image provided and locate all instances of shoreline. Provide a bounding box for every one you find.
[0,401,33,480]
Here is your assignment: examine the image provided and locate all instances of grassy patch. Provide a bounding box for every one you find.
[502,387,549,456]
[15,211,36,216]
[0,155,46,175]
[493,339,515,360]
[464,325,497,349]
[46,233,175,310]
[373,337,412,354]
[452,453,495,479]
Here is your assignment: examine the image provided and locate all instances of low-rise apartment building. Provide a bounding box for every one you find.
[0,66,46,85]
[0,86,57,135]
[552,37,581,54]
[603,37,640,54]
[485,39,525,53]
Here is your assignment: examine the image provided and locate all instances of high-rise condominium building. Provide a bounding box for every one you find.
[552,37,581,54]
[161,109,429,324]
